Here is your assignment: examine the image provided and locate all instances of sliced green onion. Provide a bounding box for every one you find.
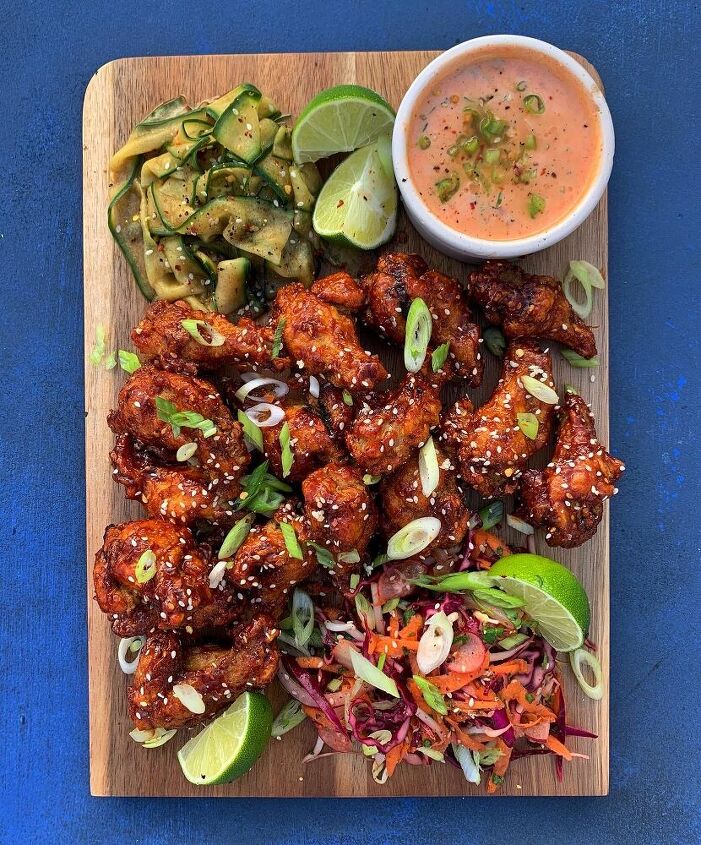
[292,588,315,649]
[382,597,401,613]
[342,390,353,406]
[412,675,448,715]
[142,728,178,749]
[418,436,439,497]
[363,473,381,485]
[338,549,360,565]
[135,550,156,584]
[569,648,604,699]
[447,143,459,157]
[506,513,534,535]
[172,683,205,714]
[404,297,433,373]
[349,573,360,591]
[479,500,504,530]
[473,588,526,609]
[279,422,294,478]
[497,632,529,650]
[418,134,431,150]
[350,649,399,698]
[561,349,600,368]
[280,521,303,560]
[528,193,546,218]
[515,80,527,92]
[418,746,445,762]
[564,383,579,395]
[235,376,288,403]
[484,148,500,164]
[435,173,460,203]
[306,541,334,569]
[483,326,506,357]
[516,412,539,440]
[387,516,441,560]
[570,260,605,290]
[523,94,545,114]
[431,342,450,372]
[463,136,480,154]
[218,514,255,560]
[372,552,390,569]
[376,653,387,672]
[237,409,264,451]
[417,611,454,674]
[355,592,375,629]
[175,442,198,462]
[181,319,225,347]
[155,396,217,438]
[89,324,107,365]
[272,699,307,737]
[104,351,117,370]
[520,375,559,405]
[411,570,494,593]
[327,677,343,692]
[524,133,537,150]
[118,350,141,373]
[563,268,593,318]
[272,318,285,358]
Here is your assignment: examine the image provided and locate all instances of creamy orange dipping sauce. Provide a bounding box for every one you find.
[406,46,602,240]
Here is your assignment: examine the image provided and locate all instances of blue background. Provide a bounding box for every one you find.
[1,1,699,843]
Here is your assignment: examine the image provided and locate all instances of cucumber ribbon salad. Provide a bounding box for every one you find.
[108,84,323,313]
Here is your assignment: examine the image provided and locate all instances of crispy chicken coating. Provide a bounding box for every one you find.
[131,299,288,371]
[345,373,442,475]
[229,503,317,619]
[310,271,366,312]
[108,366,249,525]
[261,404,345,483]
[93,519,238,637]
[274,283,388,391]
[379,444,470,551]
[302,463,378,557]
[469,260,597,359]
[441,339,556,498]
[129,615,279,730]
[516,391,625,547]
[360,252,483,385]
[317,382,356,440]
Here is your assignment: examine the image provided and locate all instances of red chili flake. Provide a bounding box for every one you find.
[337,200,345,208]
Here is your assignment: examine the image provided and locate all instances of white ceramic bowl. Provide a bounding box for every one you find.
[392,35,615,260]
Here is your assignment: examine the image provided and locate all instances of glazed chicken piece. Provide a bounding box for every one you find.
[129,615,279,731]
[108,365,249,525]
[469,260,598,359]
[302,463,378,559]
[379,444,470,551]
[317,382,356,440]
[261,403,346,483]
[345,373,442,476]
[441,339,556,498]
[274,283,388,391]
[94,519,237,637]
[516,391,625,547]
[131,299,288,371]
[310,271,366,312]
[360,252,483,386]
[229,502,317,619]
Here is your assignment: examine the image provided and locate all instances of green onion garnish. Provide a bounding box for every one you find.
[515,80,527,92]
[377,653,386,672]
[520,375,559,405]
[218,514,255,560]
[382,597,400,613]
[272,319,285,358]
[528,193,546,218]
[236,461,291,516]
[118,350,141,373]
[473,587,526,609]
[418,135,431,150]
[280,521,303,560]
[431,342,450,372]
[387,516,441,560]
[89,324,107,365]
[292,588,314,648]
[104,352,117,370]
[175,442,198,462]
[237,409,264,451]
[435,173,460,203]
[523,94,545,114]
[563,260,605,318]
[342,390,353,406]
[484,148,500,164]
[306,541,335,569]
[135,550,157,584]
[155,396,217,438]
[524,133,537,150]
[483,326,506,357]
[404,297,433,373]
[412,675,448,715]
[279,422,294,478]
[349,573,360,591]
[363,474,381,486]
[479,500,504,530]
[564,383,579,395]
[410,570,494,593]
[516,411,539,440]
[561,349,600,368]
[463,136,480,154]
[181,319,225,347]
[569,648,604,700]
[271,699,307,737]
[350,650,399,698]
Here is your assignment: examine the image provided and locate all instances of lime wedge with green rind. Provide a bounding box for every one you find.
[487,553,590,652]
[292,84,395,164]
[177,691,272,785]
[312,134,397,249]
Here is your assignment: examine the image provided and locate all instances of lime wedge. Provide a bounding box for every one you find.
[312,134,397,249]
[177,691,272,785]
[487,553,590,652]
[292,84,395,164]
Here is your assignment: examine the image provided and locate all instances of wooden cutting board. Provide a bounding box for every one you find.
[83,50,610,797]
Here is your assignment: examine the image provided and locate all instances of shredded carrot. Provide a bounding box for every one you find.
[430,672,484,693]
[545,734,573,760]
[486,738,512,793]
[450,698,504,712]
[295,656,324,669]
[407,678,428,711]
[500,680,557,721]
[398,613,423,640]
[489,659,529,676]
[369,634,420,657]
[447,719,486,752]
[385,737,409,776]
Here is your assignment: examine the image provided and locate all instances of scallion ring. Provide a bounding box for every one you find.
[180,318,225,347]
[563,268,593,319]
[520,375,559,405]
[569,648,604,699]
[142,728,178,749]
[516,412,539,440]
[386,516,441,560]
[363,474,381,486]
[118,636,144,675]
[350,649,399,698]
[418,436,439,497]
[479,500,503,530]
[218,514,255,560]
[523,93,545,114]
[292,588,315,649]
[280,521,303,560]
[175,442,198,462]
[279,422,294,478]
[338,549,360,565]
[431,342,450,372]
[506,513,534,535]
[235,376,289,404]
[135,550,157,584]
[237,409,264,451]
[561,349,600,368]
[271,699,307,737]
[417,611,454,674]
[244,403,286,428]
[404,297,433,373]
[570,259,606,289]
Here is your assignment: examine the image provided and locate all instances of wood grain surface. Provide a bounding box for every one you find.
[83,50,610,797]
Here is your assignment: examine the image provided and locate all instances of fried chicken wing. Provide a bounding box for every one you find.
[302,463,378,558]
[261,404,346,483]
[311,271,366,312]
[379,444,470,551]
[129,615,279,730]
[229,502,317,619]
[108,366,249,525]
[274,283,388,391]
[94,519,237,637]
[360,253,483,385]
[317,382,356,440]
[469,260,597,359]
[515,391,625,547]
[345,373,442,475]
[441,339,556,498]
[131,299,288,371]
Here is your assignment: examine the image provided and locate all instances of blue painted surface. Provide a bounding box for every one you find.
[1,1,699,843]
